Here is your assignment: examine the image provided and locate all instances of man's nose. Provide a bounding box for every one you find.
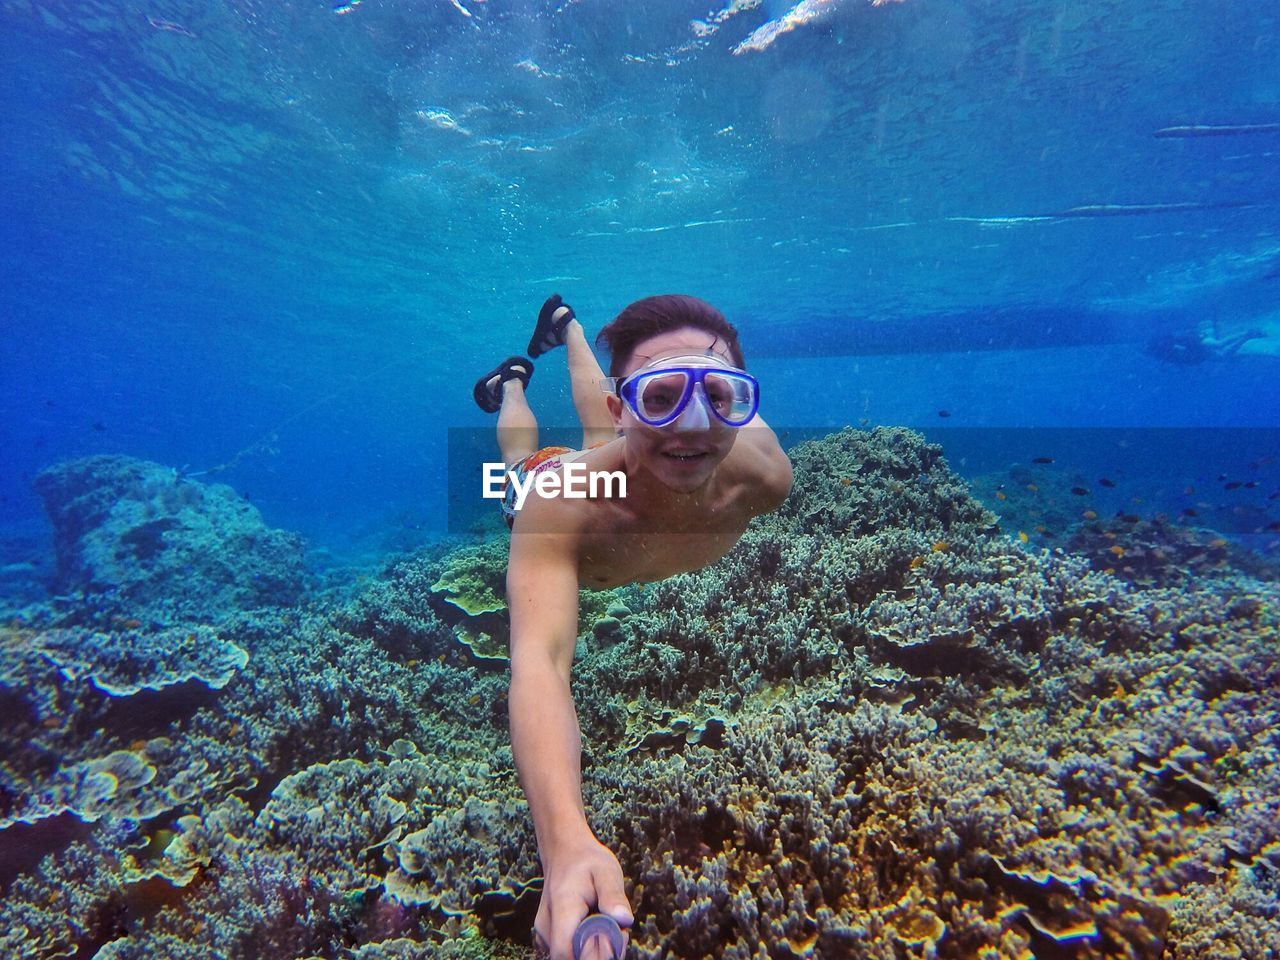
[671,384,712,432]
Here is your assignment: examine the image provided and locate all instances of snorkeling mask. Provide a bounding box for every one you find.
[603,355,759,428]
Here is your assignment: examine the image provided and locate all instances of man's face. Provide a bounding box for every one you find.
[607,327,741,493]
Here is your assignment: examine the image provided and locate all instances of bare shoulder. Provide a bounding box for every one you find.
[726,418,792,514]
[578,436,626,472]
[509,479,591,544]
[507,441,626,569]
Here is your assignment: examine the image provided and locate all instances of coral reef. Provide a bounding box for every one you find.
[32,624,249,697]
[1065,513,1279,587]
[0,620,254,832]
[0,533,53,608]
[431,541,510,617]
[2,429,1277,959]
[33,455,306,623]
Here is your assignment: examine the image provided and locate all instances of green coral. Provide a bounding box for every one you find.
[430,541,509,616]
[452,622,508,664]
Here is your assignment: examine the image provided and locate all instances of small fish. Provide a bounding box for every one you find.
[1098,478,1116,488]
[1017,530,1029,543]
[1070,487,1090,496]
[1082,510,1098,520]
[839,477,851,487]
[333,0,362,13]
[1109,545,1126,557]
[937,409,952,418]
[1185,485,1197,495]
[1209,538,1229,549]
[909,555,925,569]
[1244,481,1258,489]
[995,491,1007,500]
[92,421,107,432]
[1271,490,1280,500]
[1182,508,1198,517]
[1026,483,1039,492]
[1119,513,1141,524]
[1032,457,1055,464]
[1224,481,1243,490]
[931,541,949,552]
[1262,521,1280,533]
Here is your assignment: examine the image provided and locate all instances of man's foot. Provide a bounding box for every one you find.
[527,294,575,358]
[473,356,534,413]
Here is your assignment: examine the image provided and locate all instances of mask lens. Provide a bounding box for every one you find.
[634,371,691,422]
[703,371,756,424]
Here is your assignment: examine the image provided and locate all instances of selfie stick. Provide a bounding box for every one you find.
[571,913,626,959]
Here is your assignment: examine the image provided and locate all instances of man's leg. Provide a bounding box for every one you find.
[565,320,616,448]
[498,380,539,465]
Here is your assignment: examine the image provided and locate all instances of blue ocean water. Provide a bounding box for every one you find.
[4,0,1278,557]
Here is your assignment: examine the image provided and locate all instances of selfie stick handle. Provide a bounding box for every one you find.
[571,913,626,960]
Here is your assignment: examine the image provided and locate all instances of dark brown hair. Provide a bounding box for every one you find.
[595,294,745,378]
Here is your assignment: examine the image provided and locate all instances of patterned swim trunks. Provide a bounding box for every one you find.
[502,446,575,527]
[501,442,610,527]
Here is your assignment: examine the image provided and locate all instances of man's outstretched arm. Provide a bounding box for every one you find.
[507,506,632,960]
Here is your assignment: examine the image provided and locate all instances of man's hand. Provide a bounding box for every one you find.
[536,835,632,960]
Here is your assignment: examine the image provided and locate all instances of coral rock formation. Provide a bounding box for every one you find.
[34,455,305,622]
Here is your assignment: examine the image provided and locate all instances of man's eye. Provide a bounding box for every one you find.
[646,392,678,410]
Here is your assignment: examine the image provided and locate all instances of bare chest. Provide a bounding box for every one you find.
[576,521,748,589]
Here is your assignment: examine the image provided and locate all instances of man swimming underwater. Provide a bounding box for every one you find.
[473,294,793,960]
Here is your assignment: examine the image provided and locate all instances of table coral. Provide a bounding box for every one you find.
[430,541,510,617]
[0,622,253,831]
[36,624,249,696]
